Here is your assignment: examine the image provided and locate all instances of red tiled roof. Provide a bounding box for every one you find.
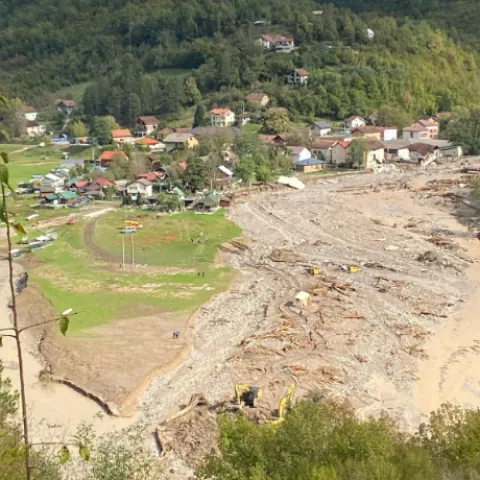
[209,108,233,115]
[135,137,160,145]
[95,177,114,187]
[346,115,364,122]
[295,68,308,76]
[99,150,126,161]
[137,172,162,182]
[311,138,337,149]
[58,100,76,107]
[137,116,159,125]
[24,105,37,113]
[336,140,351,148]
[111,129,133,138]
[247,93,267,101]
[174,127,190,133]
[261,33,293,43]
[72,180,87,188]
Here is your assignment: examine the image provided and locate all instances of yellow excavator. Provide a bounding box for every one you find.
[234,383,263,408]
[267,383,296,425]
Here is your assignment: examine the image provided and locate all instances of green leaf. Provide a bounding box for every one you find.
[59,446,70,464]
[13,223,27,235]
[59,316,70,336]
[79,444,90,461]
[0,96,6,106]
[0,164,12,191]
[0,336,3,347]
[0,152,9,164]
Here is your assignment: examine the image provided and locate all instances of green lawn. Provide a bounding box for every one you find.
[27,210,240,333]
[93,210,242,267]
[242,123,261,134]
[53,81,92,103]
[0,144,30,153]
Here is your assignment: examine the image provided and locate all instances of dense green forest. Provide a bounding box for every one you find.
[200,399,480,480]
[331,0,480,48]
[0,0,479,124]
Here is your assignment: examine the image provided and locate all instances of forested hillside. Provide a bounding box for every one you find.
[332,0,480,47]
[0,0,479,121]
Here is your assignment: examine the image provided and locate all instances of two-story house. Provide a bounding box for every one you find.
[127,179,153,198]
[246,93,270,107]
[287,68,308,86]
[163,133,199,153]
[24,106,38,121]
[134,116,160,136]
[416,117,440,139]
[351,126,398,142]
[209,108,236,127]
[309,121,332,137]
[402,123,430,141]
[26,121,46,138]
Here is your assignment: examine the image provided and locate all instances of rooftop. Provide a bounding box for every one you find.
[296,158,326,166]
[209,108,233,115]
[311,120,332,129]
[111,128,133,138]
[137,116,159,125]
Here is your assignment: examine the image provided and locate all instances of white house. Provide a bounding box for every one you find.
[126,179,153,197]
[408,143,440,165]
[24,106,38,121]
[237,113,251,127]
[381,127,398,142]
[367,28,375,39]
[26,121,46,138]
[383,141,411,161]
[209,108,236,127]
[402,123,430,141]
[290,146,311,163]
[111,129,135,145]
[311,138,337,162]
[257,34,294,51]
[345,116,366,130]
[416,117,440,139]
[309,121,332,137]
[134,116,160,136]
[287,68,308,86]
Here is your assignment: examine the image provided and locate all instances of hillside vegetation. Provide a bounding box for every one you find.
[0,0,479,121]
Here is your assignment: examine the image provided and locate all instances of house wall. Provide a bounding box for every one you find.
[211,113,235,127]
[365,148,385,168]
[25,112,37,121]
[440,146,463,158]
[332,144,348,165]
[353,131,381,140]
[311,147,333,163]
[346,118,366,129]
[310,126,331,136]
[382,129,398,141]
[292,149,311,163]
[114,136,135,145]
[402,130,429,140]
[298,163,326,173]
[385,148,410,161]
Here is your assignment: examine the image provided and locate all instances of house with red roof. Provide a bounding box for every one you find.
[209,108,235,128]
[287,68,308,86]
[259,134,287,147]
[111,129,135,145]
[134,116,160,136]
[257,34,294,51]
[134,136,165,151]
[98,150,127,167]
[332,140,351,166]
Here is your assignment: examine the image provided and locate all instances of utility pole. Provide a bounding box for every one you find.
[122,235,125,270]
[131,234,135,266]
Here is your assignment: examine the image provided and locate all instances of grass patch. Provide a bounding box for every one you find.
[28,210,241,333]
[242,123,262,134]
[0,144,30,153]
[53,82,92,103]
[93,210,242,267]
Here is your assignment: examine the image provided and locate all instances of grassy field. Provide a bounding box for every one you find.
[53,82,92,103]
[28,209,240,333]
[93,210,242,267]
[0,144,30,153]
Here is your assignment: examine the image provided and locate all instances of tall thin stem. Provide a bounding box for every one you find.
[2,183,31,480]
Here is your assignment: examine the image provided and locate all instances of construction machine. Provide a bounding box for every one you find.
[234,383,263,408]
[268,383,295,425]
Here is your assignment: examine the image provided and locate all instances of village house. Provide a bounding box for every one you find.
[163,133,199,153]
[259,134,287,147]
[309,121,332,137]
[24,106,38,121]
[137,171,170,192]
[367,28,375,39]
[41,173,65,189]
[39,186,56,198]
[408,143,440,166]
[345,116,367,130]
[134,136,165,151]
[209,108,235,128]
[246,93,270,107]
[127,179,153,198]
[26,121,46,138]
[134,116,160,136]
[98,149,127,168]
[383,140,411,162]
[351,126,398,142]
[111,128,135,145]
[331,140,351,166]
[287,68,308,86]
[402,123,430,141]
[348,138,385,168]
[43,191,77,207]
[416,117,440,139]
[295,158,327,173]
[237,113,251,127]
[290,146,311,163]
[310,138,337,162]
[257,34,294,51]
[57,100,77,115]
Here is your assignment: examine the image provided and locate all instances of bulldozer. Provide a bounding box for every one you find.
[267,383,295,425]
[234,383,263,408]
